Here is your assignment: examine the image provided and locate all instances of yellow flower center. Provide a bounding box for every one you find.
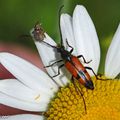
[45,76,120,120]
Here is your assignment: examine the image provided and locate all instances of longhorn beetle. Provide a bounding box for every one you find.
[31,6,108,113]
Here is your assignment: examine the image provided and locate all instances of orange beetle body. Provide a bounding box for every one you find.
[32,23,94,90]
[65,56,91,87]
[57,47,94,90]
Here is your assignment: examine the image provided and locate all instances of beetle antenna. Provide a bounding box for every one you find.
[58,5,64,46]
[42,40,57,49]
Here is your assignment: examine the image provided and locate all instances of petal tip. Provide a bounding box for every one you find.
[30,28,34,37]
[74,5,86,12]
[61,13,70,19]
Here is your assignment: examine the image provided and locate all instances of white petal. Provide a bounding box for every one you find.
[0,79,51,111]
[0,114,44,120]
[60,14,77,55]
[105,24,120,78]
[73,5,100,75]
[33,33,70,86]
[0,52,58,94]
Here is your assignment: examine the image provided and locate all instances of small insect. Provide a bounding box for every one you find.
[31,22,46,41]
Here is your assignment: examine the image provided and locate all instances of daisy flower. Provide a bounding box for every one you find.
[0,5,120,120]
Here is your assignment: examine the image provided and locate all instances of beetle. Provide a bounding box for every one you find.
[44,41,95,89]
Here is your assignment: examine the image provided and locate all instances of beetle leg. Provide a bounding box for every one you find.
[66,39,74,53]
[85,67,98,77]
[39,111,46,116]
[85,67,111,81]
[47,73,61,88]
[52,64,64,78]
[77,55,92,64]
[71,76,87,114]
[44,60,63,68]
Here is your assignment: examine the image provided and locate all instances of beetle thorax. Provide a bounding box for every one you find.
[57,46,71,61]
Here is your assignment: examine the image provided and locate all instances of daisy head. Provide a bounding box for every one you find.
[0,5,120,120]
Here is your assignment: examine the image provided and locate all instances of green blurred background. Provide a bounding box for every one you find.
[0,0,120,73]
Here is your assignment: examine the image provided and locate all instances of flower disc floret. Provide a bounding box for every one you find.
[46,76,120,120]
